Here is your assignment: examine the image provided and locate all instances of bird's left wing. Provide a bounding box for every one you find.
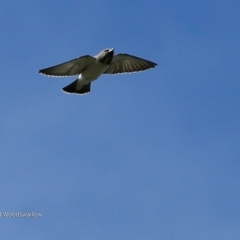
[39,55,95,77]
[103,54,157,74]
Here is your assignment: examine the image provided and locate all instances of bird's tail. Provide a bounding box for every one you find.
[62,79,91,94]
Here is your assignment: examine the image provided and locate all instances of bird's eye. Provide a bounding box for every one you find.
[104,49,109,52]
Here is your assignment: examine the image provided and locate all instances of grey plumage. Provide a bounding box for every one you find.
[39,56,95,77]
[39,48,157,95]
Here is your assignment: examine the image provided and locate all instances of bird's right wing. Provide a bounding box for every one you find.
[39,55,96,77]
[103,54,157,74]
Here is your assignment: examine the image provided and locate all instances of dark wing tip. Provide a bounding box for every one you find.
[38,68,50,75]
[38,67,62,77]
[147,61,157,68]
[138,57,158,67]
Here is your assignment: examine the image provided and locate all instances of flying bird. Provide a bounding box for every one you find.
[39,48,157,94]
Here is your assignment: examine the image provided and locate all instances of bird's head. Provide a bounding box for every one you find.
[97,48,114,64]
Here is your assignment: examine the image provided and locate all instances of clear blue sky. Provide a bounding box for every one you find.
[0,1,240,239]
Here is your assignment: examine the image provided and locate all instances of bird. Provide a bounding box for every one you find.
[39,48,157,95]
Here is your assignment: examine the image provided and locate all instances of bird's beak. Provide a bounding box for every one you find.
[109,48,114,52]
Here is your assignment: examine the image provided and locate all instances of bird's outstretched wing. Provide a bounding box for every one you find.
[103,54,157,74]
[39,55,95,77]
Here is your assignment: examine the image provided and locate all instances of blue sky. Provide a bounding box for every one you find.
[0,1,240,239]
